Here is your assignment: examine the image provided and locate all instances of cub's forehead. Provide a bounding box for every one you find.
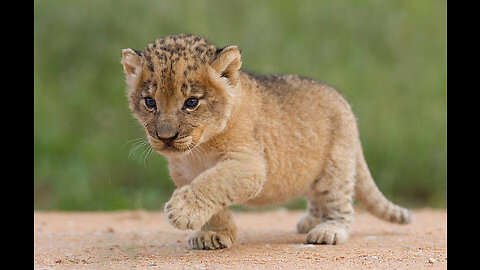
[142,34,218,72]
[139,74,204,98]
[138,34,218,95]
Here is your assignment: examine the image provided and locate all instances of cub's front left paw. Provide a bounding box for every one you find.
[189,230,235,250]
[164,186,213,230]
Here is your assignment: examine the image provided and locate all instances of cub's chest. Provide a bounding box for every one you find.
[169,150,219,185]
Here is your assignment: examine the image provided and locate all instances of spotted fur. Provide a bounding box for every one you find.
[121,34,412,250]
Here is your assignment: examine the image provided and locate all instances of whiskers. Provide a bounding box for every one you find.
[184,141,207,167]
[124,137,156,167]
[123,136,208,168]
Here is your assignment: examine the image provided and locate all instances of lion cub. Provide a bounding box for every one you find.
[121,34,412,250]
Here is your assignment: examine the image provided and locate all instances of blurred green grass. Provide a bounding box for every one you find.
[34,0,446,211]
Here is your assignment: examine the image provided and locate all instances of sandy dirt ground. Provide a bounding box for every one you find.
[34,208,446,269]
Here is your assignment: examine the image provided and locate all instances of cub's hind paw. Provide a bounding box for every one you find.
[189,230,235,250]
[306,224,348,245]
[296,213,322,234]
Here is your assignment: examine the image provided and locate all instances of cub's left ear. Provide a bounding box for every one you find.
[210,46,242,86]
[121,48,143,89]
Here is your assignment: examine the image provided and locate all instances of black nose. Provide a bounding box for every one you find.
[156,132,179,143]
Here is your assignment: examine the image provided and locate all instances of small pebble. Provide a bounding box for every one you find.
[293,244,316,248]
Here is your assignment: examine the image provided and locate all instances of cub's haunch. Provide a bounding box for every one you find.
[121,34,412,250]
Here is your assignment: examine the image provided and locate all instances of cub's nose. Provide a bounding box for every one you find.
[156,132,179,143]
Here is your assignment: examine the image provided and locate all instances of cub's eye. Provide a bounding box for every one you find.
[183,98,199,110]
[144,97,156,109]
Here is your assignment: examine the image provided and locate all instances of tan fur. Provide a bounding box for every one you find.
[121,34,412,249]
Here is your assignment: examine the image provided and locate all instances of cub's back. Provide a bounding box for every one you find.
[249,72,353,134]
[252,73,348,112]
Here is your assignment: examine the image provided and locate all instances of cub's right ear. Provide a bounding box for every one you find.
[121,48,143,88]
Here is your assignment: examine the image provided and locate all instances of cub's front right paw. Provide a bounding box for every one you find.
[164,186,213,230]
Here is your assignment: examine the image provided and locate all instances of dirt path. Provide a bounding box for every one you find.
[34,208,446,269]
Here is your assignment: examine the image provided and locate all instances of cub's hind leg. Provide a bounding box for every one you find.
[303,134,357,245]
[304,155,356,245]
[298,108,359,245]
[296,200,323,234]
[305,189,354,245]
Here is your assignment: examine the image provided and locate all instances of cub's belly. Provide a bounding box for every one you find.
[244,159,321,206]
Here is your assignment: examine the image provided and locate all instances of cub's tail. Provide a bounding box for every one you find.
[354,149,413,224]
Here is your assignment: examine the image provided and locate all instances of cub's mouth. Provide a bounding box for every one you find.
[147,135,195,154]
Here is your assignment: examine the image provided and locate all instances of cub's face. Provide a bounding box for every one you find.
[121,35,241,156]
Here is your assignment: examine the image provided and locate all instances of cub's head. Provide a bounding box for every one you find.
[121,34,242,155]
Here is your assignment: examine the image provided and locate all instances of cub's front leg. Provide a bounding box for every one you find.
[164,152,266,232]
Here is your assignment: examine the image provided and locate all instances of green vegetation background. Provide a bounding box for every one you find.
[34,0,446,211]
